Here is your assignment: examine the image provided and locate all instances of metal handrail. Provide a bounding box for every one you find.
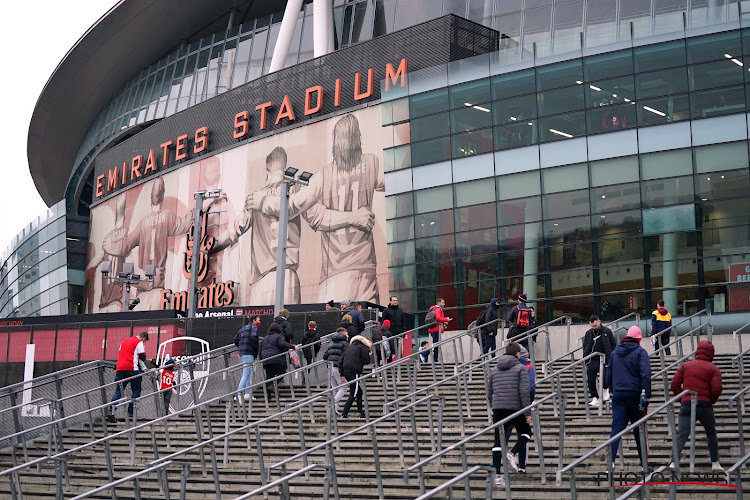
[557,390,698,498]
[0,360,106,397]
[404,393,560,498]
[728,383,750,457]
[649,308,709,343]
[413,465,494,500]
[536,352,605,418]
[732,320,750,361]
[544,324,627,375]
[68,460,191,500]
[649,321,706,359]
[234,464,329,500]
[724,449,750,500]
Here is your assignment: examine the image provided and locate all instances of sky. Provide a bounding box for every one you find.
[0,1,115,251]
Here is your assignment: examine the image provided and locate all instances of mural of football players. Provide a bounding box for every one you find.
[86,196,128,312]
[250,114,383,303]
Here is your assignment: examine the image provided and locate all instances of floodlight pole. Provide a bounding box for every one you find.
[274,181,290,317]
[122,282,131,311]
[188,191,205,319]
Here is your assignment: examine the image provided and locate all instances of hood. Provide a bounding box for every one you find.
[339,320,353,327]
[657,307,669,315]
[274,315,287,323]
[429,305,438,311]
[695,340,715,362]
[350,335,372,348]
[490,297,500,308]
[612,341,641,358]
[331,332,348,342]
[387,303,399,310]
[495,354,519,371]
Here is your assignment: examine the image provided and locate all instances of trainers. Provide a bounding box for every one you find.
[358,412,366,419]
[712,462,724,471]
[494,474,505,486]
[668,462,678,470]
[610,462,616,471]
[105,413,117,424]
[603,388,611,401]
[518,468,527,475]
[243,394,251,401]
[507,452,519,473]
[589,397,600,407]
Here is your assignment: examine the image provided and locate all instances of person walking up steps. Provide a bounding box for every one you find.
[339,334,372,419]
[583,315,616,407]
[234,315,260,401]
[507,294,533,350]
[323,328,350,410]
[503,345,536,475]
[426,298,451,362]
[669,340,723,471]
[651,300,672,355]
[487,341,532,486]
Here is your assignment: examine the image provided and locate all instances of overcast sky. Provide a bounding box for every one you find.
[0,2,115,251]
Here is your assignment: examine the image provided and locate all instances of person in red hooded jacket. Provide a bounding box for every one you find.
[427,298,452,362]
[669,340,723,471]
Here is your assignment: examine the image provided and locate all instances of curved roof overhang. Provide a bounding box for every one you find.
[28,0,282,206]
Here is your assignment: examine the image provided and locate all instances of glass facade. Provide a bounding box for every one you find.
[0,202,70,318]
[383,27,750,326]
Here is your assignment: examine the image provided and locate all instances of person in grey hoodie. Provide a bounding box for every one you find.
[487,341,532,486]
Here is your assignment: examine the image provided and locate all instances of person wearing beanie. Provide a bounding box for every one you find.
[669,340,723,471]
[325,300,340,311]
[479,298,502,356]
[507,293,533,350]
[583,315,617,407]
[605,326,652,472]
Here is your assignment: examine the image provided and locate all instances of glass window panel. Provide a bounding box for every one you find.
[493,94,537,125]
[637,94,691,126]
[548,242,593,270]
[452,128,494,158]
[584,50,634,81]
[418,0,443,21]
[494,121,538,150]
[415,185,453,213]
[390,264,416,290]
[538,112,586,142]
[491,69,535,101]
[412,112,450,141]
[498,197,542,225]
[542,163,588,193]
[450,79,491,108]
[415,234,456,261]
[585,0,616,27]
[686,30,743,64]
[696,169,750,200]
[690,59,744,91]
[451,105,493,132]
[410,88,450,118]
[690,86,745,119]
[495,0,522,14]
[543,189,591,218]
[536,60,583,90]
[394,0,419,29]
[415,260,453,287]
[498,250,542,276]
[524,6,552,43]
[444,0,468,15]
[538,85,585,115]
[386,217,415,242]
[585,76,635,107]
[635,67,689,99]
[590,156,639,186]
[386,192,414,218]
[388,241,415,266]
[544,215,592,242]
[456,227,499,256]
[554,0,584,39]
[599,264,645,293]
[634,40,687,72]
[641,148,693,180]
[497,170,542,200]
[455,179,495,207]
[383,144,411,172]
[247,27,268,81]
[701,198,750,228]
[590,182,642,213]
[374,0,396,36]
[412,137,451,166]
[641,175,695,207]
[701,226,750,258]
[455,203,497,232]
[587,103,636,133]
[495,12,522,40]
[351,1,375,43]
[694,141,749,173]
[549,269,594,296]
[415,209,454,238]
[500,222,543,251]
[649,259,699,288]
[598,237,644,265]
[643,205,697,236]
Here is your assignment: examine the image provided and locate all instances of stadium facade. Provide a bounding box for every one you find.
[4,0,750,329]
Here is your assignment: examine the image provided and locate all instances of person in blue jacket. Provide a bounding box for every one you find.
[606,326,652,472]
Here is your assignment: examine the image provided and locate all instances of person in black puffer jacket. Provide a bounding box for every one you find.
[259,323,297,398]
[338,335,372,418]
[338,314,357,339]
[274,309,293,342]
[323,328,349,405]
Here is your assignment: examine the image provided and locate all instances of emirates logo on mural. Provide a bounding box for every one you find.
[183,208,215,283]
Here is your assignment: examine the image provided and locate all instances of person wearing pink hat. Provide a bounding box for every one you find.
[605,326,652,472]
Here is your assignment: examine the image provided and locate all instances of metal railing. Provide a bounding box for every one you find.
[649,309,711,352]
[650,321,708,404]
[557,390,698,500]
[68,460,191,500]
[413,465,495,500]
[506,316,571,370]
[536,352,605,419]
[235,464,332,500]
[731,321,750,414]
[724,450,750,500]
[404,393,561,498]
[728,383,750,457]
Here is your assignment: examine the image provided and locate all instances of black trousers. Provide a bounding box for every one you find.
[341,371,363,416]
[586,359,608,399]
[656,330,672,355]
[492,409,532,471]
[675,402,719,463]
[263,364,286,396]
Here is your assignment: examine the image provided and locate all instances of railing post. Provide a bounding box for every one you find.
[532,404,546,484]
[597,354,604,417]
[558,393,566,471]
[689,393,697,473]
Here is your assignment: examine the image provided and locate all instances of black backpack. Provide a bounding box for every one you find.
[475,309,487,329]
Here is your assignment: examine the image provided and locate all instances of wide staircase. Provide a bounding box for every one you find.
[0,319,749,499]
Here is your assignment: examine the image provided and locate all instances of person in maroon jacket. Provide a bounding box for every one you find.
[669,340,723,471]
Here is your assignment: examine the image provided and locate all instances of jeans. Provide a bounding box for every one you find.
[675,402,719,463]
[610,391,645,463]
[330,367,347,404]
[110,370,142,416]
[482,333,497,356]
[163,391,172,415]
[586,359,608,399]
[341,371,363,416]
[492,409,532,471]
[237,354,255,396]
[430,331,440,362]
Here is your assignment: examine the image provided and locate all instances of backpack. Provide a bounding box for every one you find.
[475,309,487,328]
[516,307,530,327]
[425,310,436,325]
